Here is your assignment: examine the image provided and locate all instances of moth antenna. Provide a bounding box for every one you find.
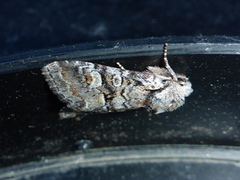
[163,43,178,81]
[116,62,126,70]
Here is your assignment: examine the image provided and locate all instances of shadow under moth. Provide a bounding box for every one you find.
[42,43,193,118]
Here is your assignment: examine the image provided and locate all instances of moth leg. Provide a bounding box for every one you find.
[59,107,87,120]
[163,43,178,81]
[116,62,126,70]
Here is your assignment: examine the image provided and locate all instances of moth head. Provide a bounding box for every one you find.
[147,76,193,114]
[175,74,193,97]
[146,89,186,114]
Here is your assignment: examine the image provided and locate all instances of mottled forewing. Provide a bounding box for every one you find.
[42,61,155,113]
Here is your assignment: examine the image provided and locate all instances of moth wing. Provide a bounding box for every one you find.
[42,61,106,112]
[42,61,146,112]
[123,69,169,90]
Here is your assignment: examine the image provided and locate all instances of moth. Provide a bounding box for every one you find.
[42,43,193,116]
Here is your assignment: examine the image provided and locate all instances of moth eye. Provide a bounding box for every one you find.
[177,78,183,81]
